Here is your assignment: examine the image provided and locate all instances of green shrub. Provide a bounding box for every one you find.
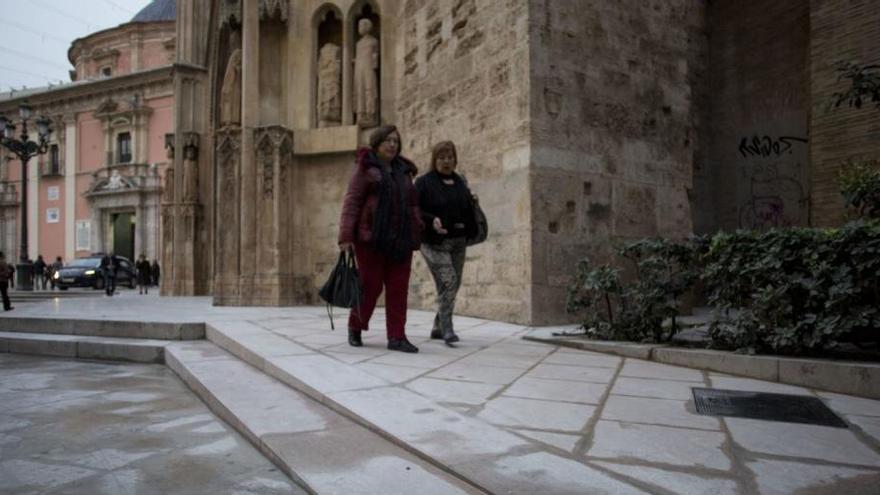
[567,223,880,355]
[703,222,880,354]
[566,238,706,343]
[840,159,880,219]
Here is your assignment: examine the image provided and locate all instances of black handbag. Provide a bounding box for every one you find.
[466,195,488,246]
[318,250,362,329]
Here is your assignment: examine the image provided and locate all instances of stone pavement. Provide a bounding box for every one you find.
[0,353,302,495]
[2,294,880,494]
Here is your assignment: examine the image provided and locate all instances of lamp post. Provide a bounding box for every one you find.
[0,101,52,291]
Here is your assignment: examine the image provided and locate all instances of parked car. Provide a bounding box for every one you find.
[53,255,136,290]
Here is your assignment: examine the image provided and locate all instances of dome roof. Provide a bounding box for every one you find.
[131,0,177,23]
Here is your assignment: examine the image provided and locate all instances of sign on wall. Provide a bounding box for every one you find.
[75,220,91,251]
[46,208,60,223]
[47,186,59,201]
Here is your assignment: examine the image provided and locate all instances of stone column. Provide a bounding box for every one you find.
[342,19,353,126]
[239,0,259,303]
[135,204,144,258]
[63,115,77,260]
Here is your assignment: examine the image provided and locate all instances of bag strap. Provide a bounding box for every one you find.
[326,303,335,331]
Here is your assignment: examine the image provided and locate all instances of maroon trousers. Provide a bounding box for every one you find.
[348,244,412,340]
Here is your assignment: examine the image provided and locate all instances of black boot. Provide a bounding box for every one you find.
[348,328,363,347]
[430,329,443,339]
[442,329,460,344]
[387,338,419,353]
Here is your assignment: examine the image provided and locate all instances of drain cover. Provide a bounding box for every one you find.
[692,388,847,428]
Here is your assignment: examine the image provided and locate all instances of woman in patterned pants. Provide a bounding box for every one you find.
[416,141,478,345]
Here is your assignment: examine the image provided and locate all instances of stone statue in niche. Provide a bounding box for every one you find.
[183,144,199,203]
[163,166,175,203]
[353,18,379,127]
[317,42,342,127]
[219,33,243,127]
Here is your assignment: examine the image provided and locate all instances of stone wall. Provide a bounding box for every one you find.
[527,0,704,323]
[396,0,533,323]
[809,0,880,227]
[699,0,810,232]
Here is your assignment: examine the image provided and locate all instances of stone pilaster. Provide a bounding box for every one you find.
[237,0,259,303]
[212,127,242,304]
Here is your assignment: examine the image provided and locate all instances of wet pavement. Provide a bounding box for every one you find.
[0,353,303,495]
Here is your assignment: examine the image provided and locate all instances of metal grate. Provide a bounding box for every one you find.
[692,388,848,428]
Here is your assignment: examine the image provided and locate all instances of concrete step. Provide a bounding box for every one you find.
[0,331,167,363]
[0,316,204,340]
[165,340,480,495]
[205,320,646,494]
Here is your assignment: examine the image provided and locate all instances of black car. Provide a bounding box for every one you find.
[53,255,136,290]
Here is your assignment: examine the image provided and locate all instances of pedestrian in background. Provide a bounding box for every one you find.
[33,255,47,290]
[100,252,118,296]
[49,256,63,290]
[416,141,478,345]
[136,254,151,295]
[151,259,160,287]
[338,125,424,353]
[0,252,12,311]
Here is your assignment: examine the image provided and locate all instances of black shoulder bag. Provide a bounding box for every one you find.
[318,250,362,330]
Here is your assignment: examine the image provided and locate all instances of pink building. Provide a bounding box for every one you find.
[0,0,175,266]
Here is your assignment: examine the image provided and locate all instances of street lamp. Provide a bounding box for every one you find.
[0,100,52,291]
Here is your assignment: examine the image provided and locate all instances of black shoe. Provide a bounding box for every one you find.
[4,306,12,311]
[430,329,443,340]
[442,329,460,344]
[348,329,363,347]
[387,338,419,353]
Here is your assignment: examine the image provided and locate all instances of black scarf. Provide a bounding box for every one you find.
[370,152,414,261]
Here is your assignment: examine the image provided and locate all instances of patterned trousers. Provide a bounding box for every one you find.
[420,238,467,334]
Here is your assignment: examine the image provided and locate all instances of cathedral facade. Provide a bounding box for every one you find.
[165,0,880,324]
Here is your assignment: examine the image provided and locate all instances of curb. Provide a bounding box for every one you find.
[524,331,880,400]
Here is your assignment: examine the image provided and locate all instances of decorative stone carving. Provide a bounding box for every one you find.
[259,0,288,23]
[182,132,200,203]
[317,43,342,127]
[254,126,291,201]
[354,19,379,127]
[220,46,243,126]
[220,0,241,28]
[95,98,119,115]
[260,145,274,200]
[106,169,126,190]
[215,129,241,279]
[279,137,291,194]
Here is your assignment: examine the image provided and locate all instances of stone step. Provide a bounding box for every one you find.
[0,331,167,363]
[165,340,480,495]
[0,316,204,340]
[205,320,647,494]
[8,290,105,301]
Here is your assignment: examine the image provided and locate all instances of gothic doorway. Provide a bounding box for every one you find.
[112,212,135,261]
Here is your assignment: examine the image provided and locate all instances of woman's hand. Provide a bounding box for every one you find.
[339,242,354,253]
[433,217,448,234]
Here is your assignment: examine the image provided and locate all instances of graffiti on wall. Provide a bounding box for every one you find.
[737,134,808,230]
[738,135,808,159]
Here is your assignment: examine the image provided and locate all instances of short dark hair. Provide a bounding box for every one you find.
[430,141,458,171]
[369,125,401,153]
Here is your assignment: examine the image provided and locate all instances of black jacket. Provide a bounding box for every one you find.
[415,170,477,246]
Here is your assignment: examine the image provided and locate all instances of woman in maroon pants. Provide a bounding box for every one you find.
[338,125,424,353]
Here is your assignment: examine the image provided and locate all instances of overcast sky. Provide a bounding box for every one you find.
[0,0,146,91]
